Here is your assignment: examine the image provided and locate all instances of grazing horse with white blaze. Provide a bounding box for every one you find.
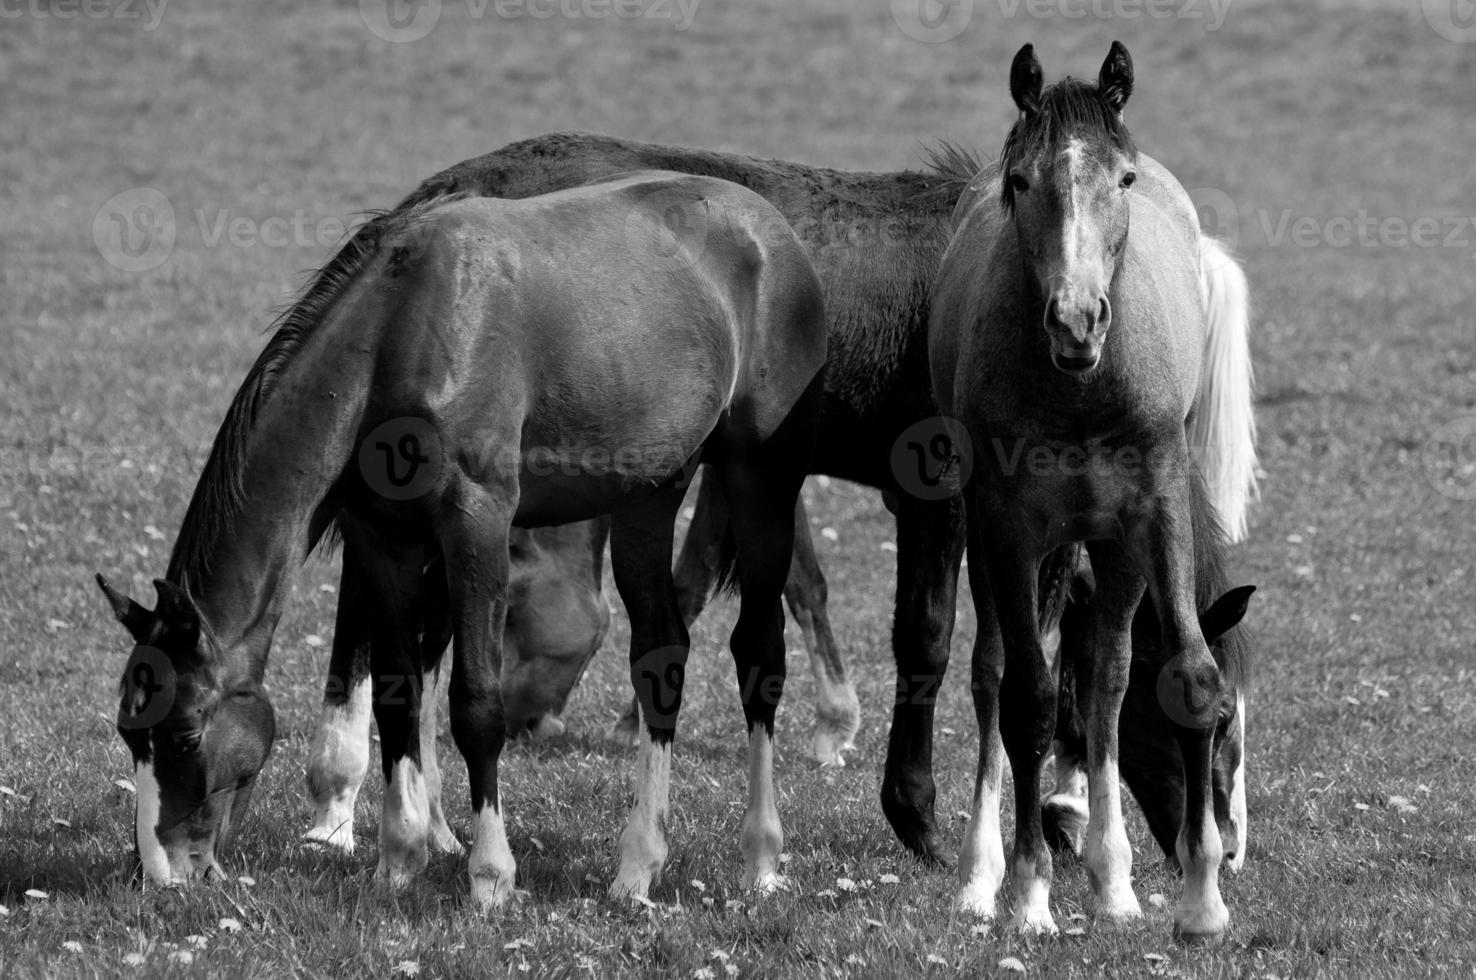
[98,171,826,907]
[930,42,1237,940]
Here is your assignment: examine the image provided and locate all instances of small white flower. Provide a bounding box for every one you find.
[62,941,83,953]
[24,889,47,900]
[185,935,209,948]
[392,961,421,977]
[693,969,716,980]
[926,953,947,966]
[998,956,1026,973]
[1148,893,1167,909]
[218,917,242,932]
[168,951,194,965]
[690,879,707,892]
[304,635,325,647]
[835,877,856,892]
[237,876,256,887]
[122,952,146,966]
[844,954,866,966]
[878,873,900,885]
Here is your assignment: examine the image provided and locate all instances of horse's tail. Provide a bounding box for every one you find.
[1189,235,1257,544]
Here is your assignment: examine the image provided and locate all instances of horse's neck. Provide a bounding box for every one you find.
[175,296,377,679]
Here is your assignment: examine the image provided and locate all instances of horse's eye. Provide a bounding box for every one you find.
[1120,171,1137,190]
[1007,172,1030,195]
[174,729,202,754]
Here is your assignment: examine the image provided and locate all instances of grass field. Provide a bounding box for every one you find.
[3,0,1475,976]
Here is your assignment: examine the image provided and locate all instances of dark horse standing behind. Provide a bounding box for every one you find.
[97,171,827,908]
[930,43,1240,940]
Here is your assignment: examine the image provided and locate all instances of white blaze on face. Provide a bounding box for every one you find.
[1061,137,1086,275]
[134,761,171,885]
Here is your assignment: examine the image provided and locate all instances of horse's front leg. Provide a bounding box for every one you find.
[609,484,690,901]
[440,483,518,911]
[990,535,1059,935]
[1078,539,1147,925]
[954,494,1007,921]
[304,547,374,853]
[347,536,436,890]
[880,492,965,865]
[416,557,462,855]
[1124,479,1229,942]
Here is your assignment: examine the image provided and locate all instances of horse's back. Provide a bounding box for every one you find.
[373,173,824,523]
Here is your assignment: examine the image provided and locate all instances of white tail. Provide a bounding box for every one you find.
[1191,236,1257,543]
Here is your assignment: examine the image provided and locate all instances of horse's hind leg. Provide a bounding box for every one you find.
[304,546,374,853]
[717,455,807,893]
[881,493,965,865]
[417,556,462,854]
[1077,540,1146,924]
[609,483,690,901]
[783,494,861,768]
[439,481,518,911]
[612,472,726,744]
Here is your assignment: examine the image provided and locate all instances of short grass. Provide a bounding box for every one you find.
[2,1,1474,976]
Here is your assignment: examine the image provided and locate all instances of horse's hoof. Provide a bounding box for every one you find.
[1172,902,1229,944]
[607,874,656,904]
[374,862,418,893]
[302,823,356,855]
[954,886,999,920]
[469,867,516,912]
[1092,906,1144,931]
[749,872,792,895]
[1012,908,1060,937]
[810,733,855,768]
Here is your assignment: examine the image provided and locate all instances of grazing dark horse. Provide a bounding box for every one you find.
[929,43,1238,939]
[303,519,611,854]
[296,130,1255,866]
[97,171,827,907]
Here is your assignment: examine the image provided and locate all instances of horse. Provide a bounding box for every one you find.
[929,42,1240,940]
[295,130,1255,867]
[302,519,612,854]
[96,171,828,908]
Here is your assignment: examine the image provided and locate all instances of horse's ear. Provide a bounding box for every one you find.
[1098,40,1133,114]
[1199,585,1256,645]
[152,578,202,648]
[96,574,153,644]
[1010,43,1043,116]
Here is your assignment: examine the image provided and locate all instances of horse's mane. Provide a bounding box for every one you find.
[165,197,452,592]
[920,140,986,189]
[998,77,1137,212]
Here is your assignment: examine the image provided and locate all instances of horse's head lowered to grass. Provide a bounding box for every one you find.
[1001,41,1140,377]
[98,575,274,885]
